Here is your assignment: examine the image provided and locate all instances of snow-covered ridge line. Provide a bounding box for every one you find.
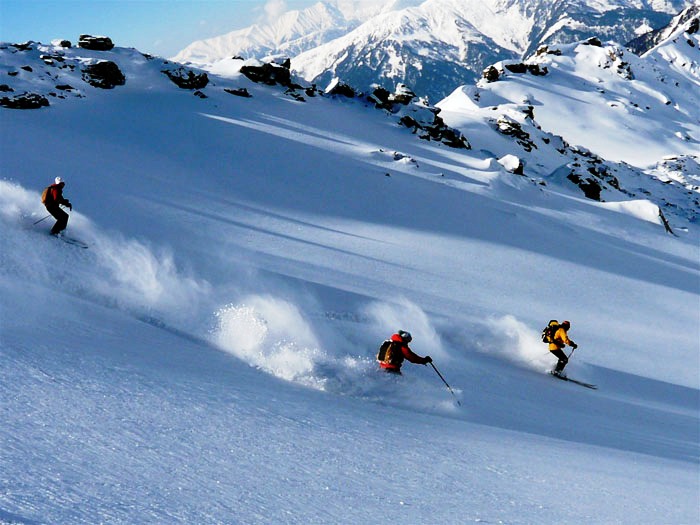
[174,0,695,102]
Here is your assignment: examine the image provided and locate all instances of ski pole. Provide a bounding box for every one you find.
[429,362,461,406]
[33,214,51,225]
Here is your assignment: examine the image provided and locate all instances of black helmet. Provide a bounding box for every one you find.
[397,330,412,342]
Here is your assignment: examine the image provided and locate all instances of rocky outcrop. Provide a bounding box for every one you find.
[482,61,548,82]
[324,78,357,97]
[78,35,114,51]
[9,42,34,52]
[0,92,49,109]
[162,66,209,90]
[240,61,293,88]
[224,87,252,98]
[504,63,548,76]
[384,84,470,149]
[496,116,537,152]
[482,65,500,82]
[567,173,603,200]
[82,61,126,89]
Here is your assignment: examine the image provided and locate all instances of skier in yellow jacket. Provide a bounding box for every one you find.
[549,320,577,377]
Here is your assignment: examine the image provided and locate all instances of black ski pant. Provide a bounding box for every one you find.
[550,348,569,373]
[46,205,68,234]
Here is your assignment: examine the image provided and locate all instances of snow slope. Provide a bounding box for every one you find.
[1,40,698,524]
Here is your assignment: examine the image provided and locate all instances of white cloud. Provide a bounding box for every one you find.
[264,0,288,22]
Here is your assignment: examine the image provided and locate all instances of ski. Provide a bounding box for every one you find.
[550,372,597,389]
[53,234,89,249]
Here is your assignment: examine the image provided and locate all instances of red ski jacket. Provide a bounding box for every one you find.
[379,333,429,371]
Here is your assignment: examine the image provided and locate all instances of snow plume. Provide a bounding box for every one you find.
[362,297,446,360]
[210,295,459,410]
[0,180,210,327]
[476,315,552,371]
[212,295,326,387]
[88,235,210,323]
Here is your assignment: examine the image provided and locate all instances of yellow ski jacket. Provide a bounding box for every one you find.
[549,327,574,351]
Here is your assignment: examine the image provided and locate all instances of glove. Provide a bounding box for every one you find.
[424,355,432,364]
[571,343,578,350]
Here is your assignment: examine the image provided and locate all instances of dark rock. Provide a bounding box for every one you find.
[584,37,603,47]
[504,63,527,74]
[194,90,207,99]
[82,61,126,89]
[369,86,392,108]
[439,127,470,149]
[567,174,602,200]
[224,87,252,98]
[391,84,415,105]
[0,92,49,109]
[162,67,209,90]
[58,40,72,48]
[504,63,548,76]
[527,64,548,76]
[482,65,500,82]
[0,84,13,92]
[55,84,74,91]
[41,54,65,65]
[284,88,305,102]
[399,115,419,129]
[11,42,34,51]
[689,17,699,34]
[78,34,115,51]
[8,71,18,76]
[241,62,292,87]
[324,78,357,97]
[496,116,537,151]
[20,66,33,72]
[535,45,562,56]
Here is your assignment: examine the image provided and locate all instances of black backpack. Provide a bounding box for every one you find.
[541,320,559,344]
[377,339,404,366]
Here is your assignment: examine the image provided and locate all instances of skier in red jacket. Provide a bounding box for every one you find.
[377,330,432,374]
[42,177,72,235]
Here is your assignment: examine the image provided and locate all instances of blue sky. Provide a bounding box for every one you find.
[0,1,315,58]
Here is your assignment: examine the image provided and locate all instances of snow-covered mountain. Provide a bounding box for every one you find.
[436,4,700,222]
[1,25,699,524]
[174,0,694,101]
[172,1,423,65]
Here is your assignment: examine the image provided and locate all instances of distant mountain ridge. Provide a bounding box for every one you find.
[173,0,694,101]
